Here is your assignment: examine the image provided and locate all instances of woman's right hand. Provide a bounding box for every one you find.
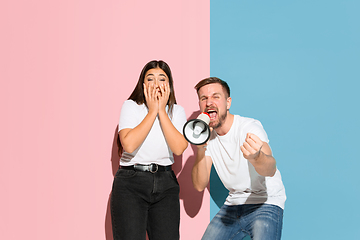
[143,83,159,115]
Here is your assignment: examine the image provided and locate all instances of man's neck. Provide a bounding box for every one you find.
[215,113,234,136]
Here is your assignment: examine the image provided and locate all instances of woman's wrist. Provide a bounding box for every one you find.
[158,108,167,117]
[147,107,158,117]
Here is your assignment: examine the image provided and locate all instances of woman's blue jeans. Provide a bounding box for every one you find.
[202,203,283,240]
[110,168,180,240]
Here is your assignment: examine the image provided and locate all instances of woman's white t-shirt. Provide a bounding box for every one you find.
[118,100,187,166]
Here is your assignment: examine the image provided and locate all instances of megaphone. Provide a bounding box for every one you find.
[183,112,211,145]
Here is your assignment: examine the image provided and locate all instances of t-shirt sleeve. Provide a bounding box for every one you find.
[171,105,187,134]
[118,100,139,132]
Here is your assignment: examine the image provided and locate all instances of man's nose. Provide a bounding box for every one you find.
[206,98,213,106]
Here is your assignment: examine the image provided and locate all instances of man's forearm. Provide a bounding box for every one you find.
[248,151,277,177]
[192,147,211,191]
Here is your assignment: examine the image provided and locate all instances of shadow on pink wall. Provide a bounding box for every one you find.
[104,111,205,239]
[104,126,121,240]
[175,110,205,218]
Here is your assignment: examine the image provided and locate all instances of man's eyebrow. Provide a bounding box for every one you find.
[199,92,221,98]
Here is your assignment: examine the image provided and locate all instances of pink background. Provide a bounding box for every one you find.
[0,0,210,239]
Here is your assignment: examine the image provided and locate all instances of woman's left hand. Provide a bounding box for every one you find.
[158,83,170,111]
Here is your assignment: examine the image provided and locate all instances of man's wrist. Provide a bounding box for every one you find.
[254,148,263,161]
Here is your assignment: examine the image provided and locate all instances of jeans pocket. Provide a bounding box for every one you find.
[115,169,137,178]
[168,170,179,185]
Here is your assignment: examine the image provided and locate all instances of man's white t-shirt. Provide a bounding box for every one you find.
[205,115,286,209]
[118,100,187,166]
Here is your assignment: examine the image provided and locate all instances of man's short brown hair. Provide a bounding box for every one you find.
[195,77,230,98]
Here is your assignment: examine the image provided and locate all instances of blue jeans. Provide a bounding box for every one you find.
[202,204,283,240]
[110,168,180,240]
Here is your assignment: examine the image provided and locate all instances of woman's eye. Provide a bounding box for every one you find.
[159,78,166,81]
[147,78,153,81]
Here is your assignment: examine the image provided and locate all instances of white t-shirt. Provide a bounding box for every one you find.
[118,100,187,166]
[205,115,286,209]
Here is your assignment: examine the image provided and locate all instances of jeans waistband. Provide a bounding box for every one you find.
[120,163,172,173]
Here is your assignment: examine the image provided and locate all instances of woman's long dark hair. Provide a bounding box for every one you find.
[128,60,177,117]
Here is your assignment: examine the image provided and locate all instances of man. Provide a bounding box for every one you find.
[192,77,286,240]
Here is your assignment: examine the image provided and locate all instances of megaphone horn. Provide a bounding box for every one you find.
[183,112,211,145]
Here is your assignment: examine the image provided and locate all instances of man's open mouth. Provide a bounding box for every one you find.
[206,109,217,120]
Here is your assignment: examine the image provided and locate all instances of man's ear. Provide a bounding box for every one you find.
[227,97,232,110]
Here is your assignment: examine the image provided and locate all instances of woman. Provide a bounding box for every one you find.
[111,60,188,240]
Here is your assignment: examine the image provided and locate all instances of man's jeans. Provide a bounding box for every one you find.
[202,203,283,240]
[110,168,180,240]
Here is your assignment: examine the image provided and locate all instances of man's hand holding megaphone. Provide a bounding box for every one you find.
[196,126,213,150]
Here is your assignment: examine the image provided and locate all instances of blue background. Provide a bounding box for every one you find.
[210,1,360,239]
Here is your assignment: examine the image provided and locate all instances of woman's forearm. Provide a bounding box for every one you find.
[119,110,157,153]
[158,109,188,155]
